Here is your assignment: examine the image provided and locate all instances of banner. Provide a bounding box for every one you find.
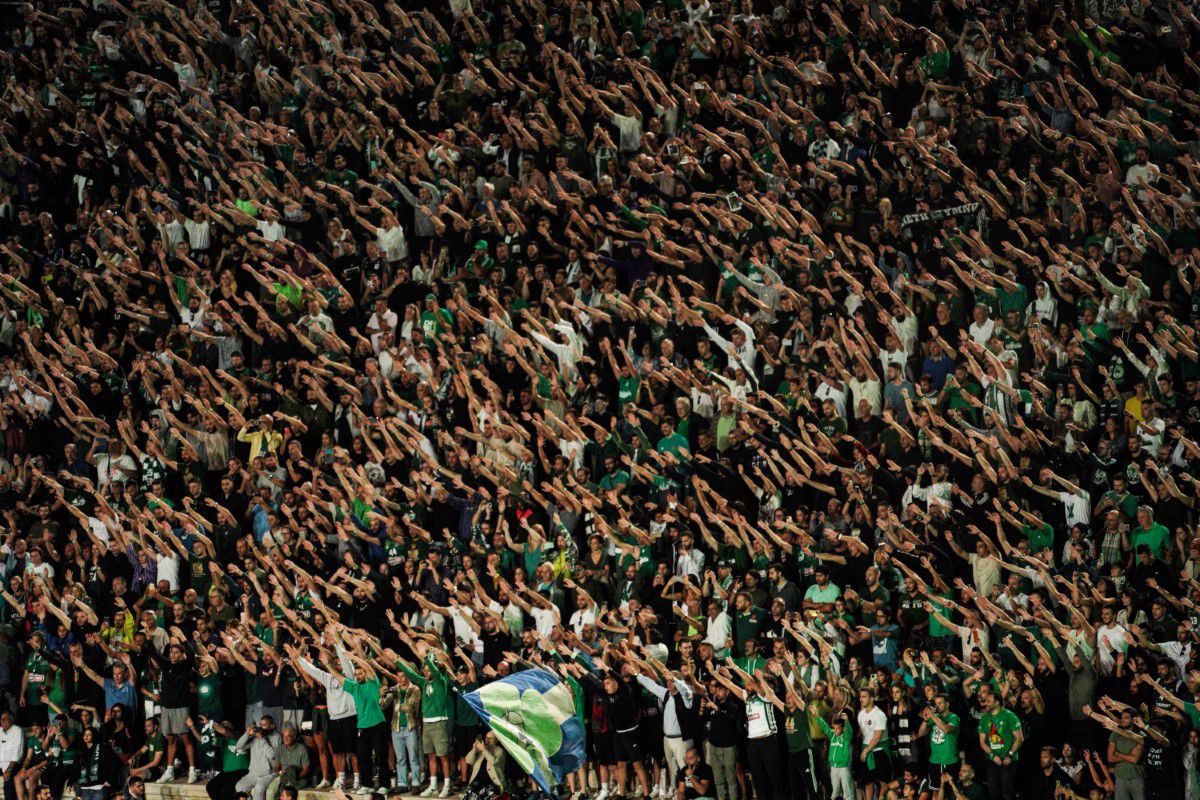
[900,202,980,227]
[463,669,586,792]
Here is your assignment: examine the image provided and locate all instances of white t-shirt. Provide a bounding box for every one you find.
[1058,490,1091,530]
[450,606,480,648]
[969,318,996,346]
[530,606,557,638]
[256,219,284,242]
[746,694,776,739]
[1159,640,1192,677]
[814,382,848,418]
[611,113,643,152]
[156,553,180,592]
[958,624,990,661]
[367,309,399,352]
[1138,416,1166,450]
[1096,623,1129,675]
[849,377,882,414]
[184,218,211,250]
[857,705,889,751]
[95,452,137,490]
[377,225,408,262]
[568,606,597,636]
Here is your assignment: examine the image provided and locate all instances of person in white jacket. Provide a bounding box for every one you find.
[296,644,360,790]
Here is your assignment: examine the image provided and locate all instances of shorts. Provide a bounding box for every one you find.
[329,715,358,754]
[423,720,451,757]
[454,725,479,758]
[161,706,190,735]
[311,707,330,736]
[864,750,893,783]
[614,729,643,763]
[640,719,664,761]
[928,763,957,783]
[593,731,617,766]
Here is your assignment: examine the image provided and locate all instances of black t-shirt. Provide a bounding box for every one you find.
[676,762,715,799]
[1028,765,1072,800]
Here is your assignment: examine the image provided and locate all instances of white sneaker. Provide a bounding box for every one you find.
[156,767,176,784]
[353,775,362,791]
[355,788,374,796]
[333,774,346,790]
[650,786,661,799]
[420,781,438,797]
[438,781,452,798]
[187,767,200,784]
[316,780,331,790]
[596,787,611,800]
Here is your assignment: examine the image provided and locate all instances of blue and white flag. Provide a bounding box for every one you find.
[463,668,586,793]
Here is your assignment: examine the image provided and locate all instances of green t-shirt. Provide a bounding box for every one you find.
[657,432,690,459]
[928,712,961,765]
[1021,523,1054,553]
[419,308,453,338]
[928,593,954,638]
[733,607,768,654]
[454,681,481,726]
[804,583,841,606]
[979,707,1022,759]
[397,659,452,722]
[25,732,44,760]
[1131,522,1170,558]
[599,469,631,491]
[919,49,951,78]
[343,676,385,729]
[1109,731,1143,779]
[146,732,166,762]
[734,655,766,677]
[1104,490,1139,519]
[785,707,812,752]
[24,652,51,704]
[618,376,641,405]
[198,673,222,718]
[1185,701,1200,730]
[222,735,250,771]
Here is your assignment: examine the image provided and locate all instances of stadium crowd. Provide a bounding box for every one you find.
[4,0,1200,799]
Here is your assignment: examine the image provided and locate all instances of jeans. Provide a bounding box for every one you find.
[393,728,422,787]
[706,743,737,800]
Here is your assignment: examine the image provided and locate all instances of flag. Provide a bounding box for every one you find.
[463,668,586,793]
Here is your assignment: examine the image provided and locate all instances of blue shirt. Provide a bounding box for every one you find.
[104,677,138,711]
[921,354,955,390]
[870,624,902,671]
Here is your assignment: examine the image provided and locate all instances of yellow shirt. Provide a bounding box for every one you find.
[236,427,283,462]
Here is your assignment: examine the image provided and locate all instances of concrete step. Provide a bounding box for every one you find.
[137,782,457,799]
